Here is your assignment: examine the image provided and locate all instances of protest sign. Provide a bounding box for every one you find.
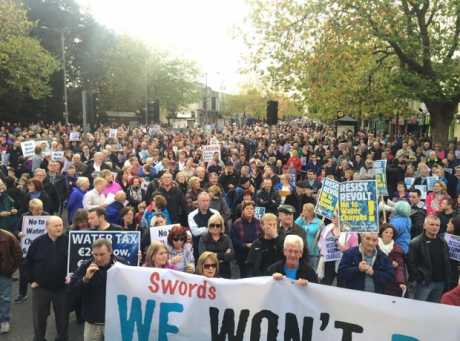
[404,177,415,189]
[51,151,64,161]
[105,264,460,341]
[315,178,339,220]
[254,207,266,220]
[414,185,427,200]
[69,131,80,141]
[444,233,460,262]
[20,216,49,256]
[202,144,221,162]
[323,234,342,262]
[150,225,176,244]
[109,128,118,138]
[20,141,35,158]
[374,160,388,196]
[425,176,439,192]
[338,180,379,232]
[67,230,140,274]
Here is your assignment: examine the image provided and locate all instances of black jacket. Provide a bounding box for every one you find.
[410,206,426,239]
[69,257,116,324]
[198,233,234,278]
[43,175,68,214]
[246,236,284,276]
[266,259,318,283]
[26,233,68,290]
[255,189,280,214]
[158,186,187,224]
[408,233,450,287]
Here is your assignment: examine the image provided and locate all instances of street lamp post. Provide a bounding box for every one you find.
[40,26,69,125]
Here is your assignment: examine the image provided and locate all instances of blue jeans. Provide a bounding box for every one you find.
[414,281,445,303]
[0,274,12,322]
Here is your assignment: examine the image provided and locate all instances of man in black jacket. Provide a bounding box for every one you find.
[26,216,68,341]
[246,213,283,276]
[157,172,186,225]
[408,189,426,238]
[70,238,115,341]
[254,178,280,214]
[408,215,451,302]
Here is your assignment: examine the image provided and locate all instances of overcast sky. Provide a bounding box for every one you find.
[77,0,250,93]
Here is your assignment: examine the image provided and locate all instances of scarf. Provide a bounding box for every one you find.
[378,238,394,256]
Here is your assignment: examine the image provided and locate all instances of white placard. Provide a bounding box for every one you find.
[149,224,175,244]
[69,132,80,141]
[20,216,49,256]
[21,141,36,158]
[51,151,64,161]
[202,144,221,162]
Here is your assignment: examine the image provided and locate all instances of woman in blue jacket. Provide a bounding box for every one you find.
[67,177,90,224]
[389,201,412,254]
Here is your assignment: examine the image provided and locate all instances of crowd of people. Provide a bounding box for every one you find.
[0,119,459,340]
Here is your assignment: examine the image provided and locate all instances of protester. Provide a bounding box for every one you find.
[0,228,21,334]
[295,203,322,269]
[408,215,451,302]
[67,177,90,224]
[166,225,194,273]
[230,200,261,277]
[338,232,394,294]
[198,214,234,278]
[88,207,121,231]
[26,216,69,341]
[0,179,18,234]
[246,213,283,276]
[378,224,407,296]
[82,177,107,210]
[267,234,318,285]
[389,201,412,254]
[196,252,219,278]
[69,239,116,341]
[143,241,174,269]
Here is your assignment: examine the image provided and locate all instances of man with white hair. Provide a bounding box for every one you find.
[266,234,318,286]
[338,232,394,294]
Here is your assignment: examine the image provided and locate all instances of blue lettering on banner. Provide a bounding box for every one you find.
[392,334,420,341]
[117,295,184,341]
[118,295,155,341]
[158,303,184,341]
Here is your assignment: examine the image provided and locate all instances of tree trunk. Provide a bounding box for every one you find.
[425,101,457,147]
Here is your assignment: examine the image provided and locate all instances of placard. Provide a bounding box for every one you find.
[69,132,80,141]
[374,160,388,196]
[338,180,379,232]
[20,141,36,158]
[51,151,64,161]
[404,177,415,189]
[315,178,339,220]
[150,224,176,244]
[254,207,266,220]
[444,233,460,262]
[202,144,221,162]
[414,185,427,200]
[67,230,140,274]
[20,216,49,256]
[425,176,439,192]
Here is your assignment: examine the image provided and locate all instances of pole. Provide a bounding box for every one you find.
[61,30,69,125]
[145,60,149,125]
[82,90,88,131]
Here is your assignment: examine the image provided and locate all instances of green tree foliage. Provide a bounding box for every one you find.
[245,0,460,144]
[0,0,58,100]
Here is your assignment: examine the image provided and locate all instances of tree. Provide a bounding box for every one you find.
[246,0,460,144]
[0,0,58,101]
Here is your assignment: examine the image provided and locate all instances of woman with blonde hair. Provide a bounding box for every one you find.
[198,214,234,278]
[196,252,219,278]
[185,176,202,212]
[426,180,450,215]
[143,241,175,269]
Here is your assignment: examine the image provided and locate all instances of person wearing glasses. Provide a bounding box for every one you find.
[166,225,194,273]
[198,214,234,278]
[196,252,219,278]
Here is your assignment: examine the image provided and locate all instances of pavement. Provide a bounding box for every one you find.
[3,277,83,341]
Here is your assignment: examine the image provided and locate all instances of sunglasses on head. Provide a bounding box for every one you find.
[203,263,217,269]
[173,235,187,242]
[209,223,222,228]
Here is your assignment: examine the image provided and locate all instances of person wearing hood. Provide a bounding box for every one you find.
[389,201,412,254]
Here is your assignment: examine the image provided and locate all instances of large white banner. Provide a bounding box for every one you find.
[105,264,460,341]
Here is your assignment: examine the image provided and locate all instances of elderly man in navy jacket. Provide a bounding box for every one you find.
[338,232,394,294]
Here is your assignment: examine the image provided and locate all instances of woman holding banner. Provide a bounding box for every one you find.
[196,252,219,278]
[378,224,407,296]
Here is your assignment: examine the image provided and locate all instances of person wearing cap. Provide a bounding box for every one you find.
[288,180,316,217]
[255,178,280,214]
[277,204,307,252]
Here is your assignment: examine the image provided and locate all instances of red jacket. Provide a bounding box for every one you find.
[287,156,301,172]
[441,286,460,306]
